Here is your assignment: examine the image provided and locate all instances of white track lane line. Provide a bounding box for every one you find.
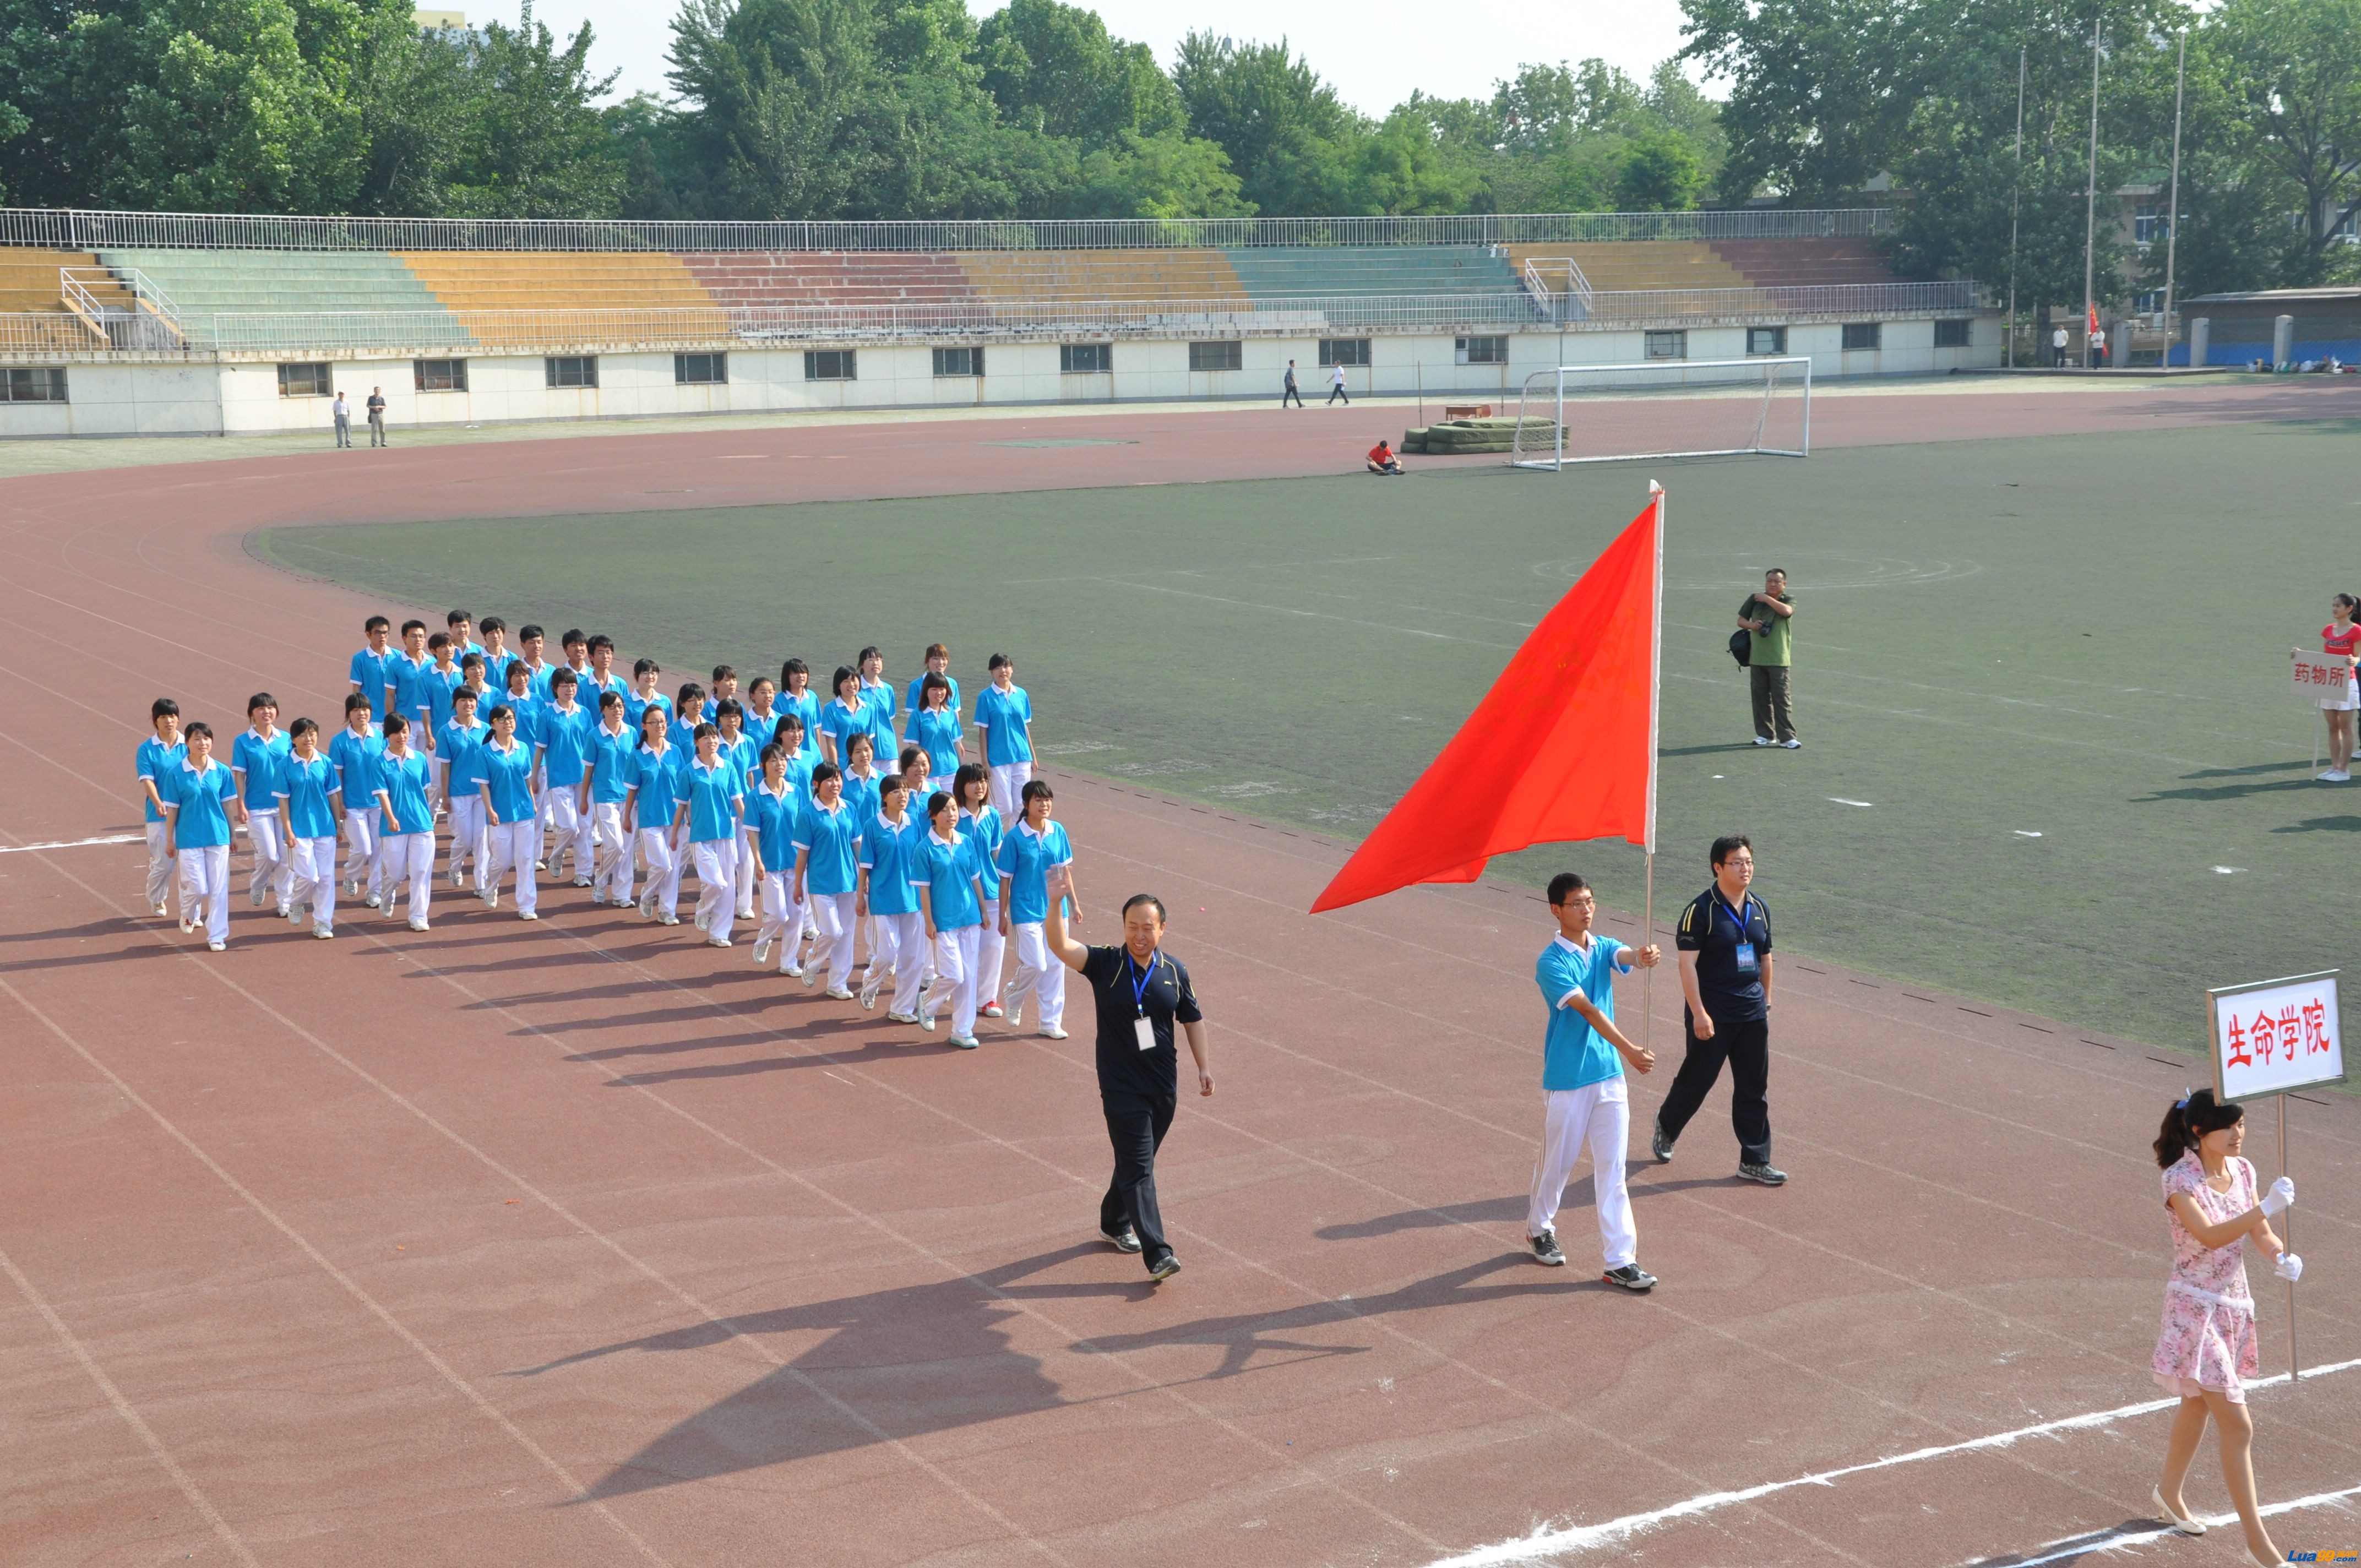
[0,832,143,853]
[1419,1356,2361,1567]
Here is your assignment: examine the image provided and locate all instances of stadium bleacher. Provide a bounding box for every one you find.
[0,247,145,349]
[679,252,975,308]
[94,248,465,348]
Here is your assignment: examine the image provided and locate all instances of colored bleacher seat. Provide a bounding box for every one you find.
[1223,246,1520,299]
[1706,239,1901,290]
[394,252,724,347]
[95,248,467,348]
[955,249,1245,304]
[0,248,137,350]
[679,251,975,308]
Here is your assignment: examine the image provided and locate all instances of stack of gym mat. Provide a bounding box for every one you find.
[1400,417,1562,455]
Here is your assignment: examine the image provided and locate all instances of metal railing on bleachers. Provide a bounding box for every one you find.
[0,280,1985,358]
[0,208,1892,253]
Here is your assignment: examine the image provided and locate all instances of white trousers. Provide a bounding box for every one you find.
[974,897,1006,1010]
[289,835,339,929]
[988,761,1033,819]
[380,832,434,924]
[144,821,177,910]
[733,830,758,917]
[592,802,632,902]
[447,795,486,881]
[637,827,679,918]
[808,890,857,988]
[864,910,926,1014]
[758,872,806,972]
[486,819,540,915]
[547,791,591,879]
[179,844,231,945]
[689,840,736,941]
[926,924,983,1037]
[1004,921,1068,1030]
[341,805,380,894]
[247,810,291,909]
[1527,1076,1636,1268]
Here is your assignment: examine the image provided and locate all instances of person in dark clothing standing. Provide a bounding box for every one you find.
[1044,867,1209,1281]
[1281,360,1304,409]
[1653,834,1788,1186]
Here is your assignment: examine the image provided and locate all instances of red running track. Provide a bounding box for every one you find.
[1,380,2356,1566]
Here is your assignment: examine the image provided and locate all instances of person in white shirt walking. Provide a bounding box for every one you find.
[1326,362,1350,405]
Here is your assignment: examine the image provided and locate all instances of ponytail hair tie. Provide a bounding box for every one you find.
[2174,1088,2193,1111]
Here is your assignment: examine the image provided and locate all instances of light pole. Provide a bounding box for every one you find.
[2082,11,2102,368]
[2163,27,2187,363]
[2008,45,2025,367]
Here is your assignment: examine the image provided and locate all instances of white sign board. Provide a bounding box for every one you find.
[2292,651,2353,700]
[2208,971,2344,1100]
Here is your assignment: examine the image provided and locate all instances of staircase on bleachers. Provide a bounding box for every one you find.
[0,248,140,350]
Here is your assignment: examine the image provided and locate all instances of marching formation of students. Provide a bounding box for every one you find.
[138,612,1075,1050]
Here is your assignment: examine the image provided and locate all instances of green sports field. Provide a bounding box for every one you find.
[259,419,2361,1058]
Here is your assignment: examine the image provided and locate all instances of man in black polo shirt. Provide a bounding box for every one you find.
[1654,834,1787,1185]
[1044,867,1210,1281]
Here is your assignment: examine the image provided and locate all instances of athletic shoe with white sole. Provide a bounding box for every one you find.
[801,965,820,988]
[858,987,880,1011]
[573,876,592,889]
[1100,1227,1143,1254]
[312,925,333,939]
[1146,1254,1182,1282]
[752,937,772,965]
[1602,1264,1658,1292]
[408,919,429,932]
[179,915,198,934]
[978,1001,1003,1019]
[1737,1162,1788,1186]
[886,1011,919,1025]
[249,885,267,908]
[1003,1006,1022,1030]
[1038,1026,1069,1039]
[1751,736,1774,746]
[364,893,381,909]
[1651,1115,1675,1163]
[449,867,465,888]
[657,914,681,926]
[2320,769,2353,782]
[824,986,855,1001]
[1780,738,1802,749]
[482,888,499,910]
[950,1035,980,1049]
[918,1011,937,1033]
[152,902,170,918]
[519,911,539,921]
[1530,1230,1566,1267]
[208,940,226,952]
[706,936,732,949]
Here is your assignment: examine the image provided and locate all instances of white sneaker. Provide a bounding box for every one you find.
[638,887,657,919]
[2321,769,2353,782]
[312,924,333,939]
[1038,1025,1068,1039]
[408,919,429,932]
[1751,736,1774,746]
[152,902,169,918]
[706,935,732,949]
[1780,738,1802,749]
[179,914,197,935]
[824,986,855,1001]
[591,891,606,906]
[482,888,499,910]
[573,876,592,889]
[208,939,226,952]
[449,866,465,888]
[286,904,304,925]
[1004,1006,1023,1030]
[753,936,773,965]
[918,1010,937,1032]
[657,913,680,925]
[858,986,880,1010]
[801,965,820,989]
[248,884,267,907]
[519,910,539,921]
[364,892,381,908]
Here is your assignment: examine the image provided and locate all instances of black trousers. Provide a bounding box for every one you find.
[1100,1090,1177,1267]
[1656,1012,1771,1166]
[1281,386,1304,407]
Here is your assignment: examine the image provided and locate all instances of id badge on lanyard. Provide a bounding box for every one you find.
[1724,897,1758,974]
[1130,954,1161,1051]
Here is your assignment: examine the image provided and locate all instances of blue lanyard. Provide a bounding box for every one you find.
[1717,894,1751,938]
[1128,952,1160,1016]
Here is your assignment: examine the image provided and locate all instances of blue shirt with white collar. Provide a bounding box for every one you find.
[1536,932,1631,1091]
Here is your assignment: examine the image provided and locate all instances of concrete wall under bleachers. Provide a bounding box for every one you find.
[2,318,1999,439]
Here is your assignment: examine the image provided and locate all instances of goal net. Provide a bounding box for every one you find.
[1510,357,1811,470]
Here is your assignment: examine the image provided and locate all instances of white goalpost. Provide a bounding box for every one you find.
[1510,356,1812,470]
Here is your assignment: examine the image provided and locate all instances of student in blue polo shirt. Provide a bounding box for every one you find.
[476,617,517,693]
[819,666,870,769]
[953,764,1009,1022]
[857,646,896,752]
[423,632,464,734]
[349,616,394,722]
[493,658,543,864]
[777,660,822,767]
[677,722,746,948]
[329,694,385,907]
[857,772,925,1021]
[905,643,960,731]
[908,674,964,796]
[137,697,185,918]
[625,658,669,734]
[476,701,540,919]
[276,717,343,938]
[163,722,242,951]
[911,790,987,1048]
[839,732,885,984]
[445,609,485,666]
[974,653,1036,818]
[536,668,595,886]
[744,743,808,978]
[793,762,863,995]
[373,714,437,932]
[384,619,439,745]
[231,692,294,916]
[625,705,685,926]
[437,685,489,892]
[1525,871,1661,1291]
[583,635,628,715]
[998,778,1080,1038]
[667,681,705,754]
[741,674,782,753]
[712,700,763,922]
[584,690,639,907]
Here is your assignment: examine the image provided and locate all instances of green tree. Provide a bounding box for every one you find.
[1679,0,1922,203]
[1170,31,1367,214]
[1064,127,1248,217]
[2206,0,2361,276]
[977,0,1180,145]
[425,2,624,217]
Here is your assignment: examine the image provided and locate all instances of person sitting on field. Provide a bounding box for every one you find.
[1367,439,1403,476]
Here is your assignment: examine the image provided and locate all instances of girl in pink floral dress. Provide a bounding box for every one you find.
[2148,1089,2300,1567]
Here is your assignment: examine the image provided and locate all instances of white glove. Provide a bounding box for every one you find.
[2275,1253,2303,1284]
[2259,1176,2295,1218]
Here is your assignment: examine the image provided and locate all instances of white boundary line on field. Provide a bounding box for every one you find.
[1421,1355,2361,1567]
[0,832,143,853]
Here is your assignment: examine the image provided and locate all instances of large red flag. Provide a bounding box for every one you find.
[1310,491,1662,913]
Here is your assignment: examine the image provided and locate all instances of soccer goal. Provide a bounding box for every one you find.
[1509,356,1811,470]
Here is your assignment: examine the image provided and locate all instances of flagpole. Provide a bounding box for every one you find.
[1644,482,1665,1055]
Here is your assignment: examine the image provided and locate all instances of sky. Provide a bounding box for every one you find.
[470,0,1704,113]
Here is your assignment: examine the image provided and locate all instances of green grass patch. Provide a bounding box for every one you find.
[257,420,2361,1058]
